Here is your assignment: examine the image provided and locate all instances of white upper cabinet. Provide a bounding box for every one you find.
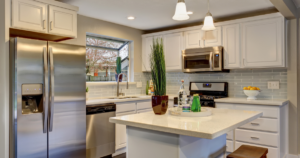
[223,24,240,69]
[164,32,183,71]
[241,17,285,68]
[12,0,48,33]
[202,26,222,47]
[184,30,203,49]
[11,0,78,39]
[48,5,77,37]
[141,13,286,71]
[142,36,163,72]
[142,36,153,72]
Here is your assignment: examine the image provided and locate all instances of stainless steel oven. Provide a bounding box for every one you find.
[182,46,228,73]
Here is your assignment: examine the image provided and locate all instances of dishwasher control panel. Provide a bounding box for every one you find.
[86,103,116,115]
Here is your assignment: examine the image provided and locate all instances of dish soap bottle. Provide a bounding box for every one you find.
[191,94,201,112]
[178,80,187,111]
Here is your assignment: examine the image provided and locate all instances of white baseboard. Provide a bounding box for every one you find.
[112,147,126,157]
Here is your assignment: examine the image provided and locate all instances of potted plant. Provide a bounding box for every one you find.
[150,38,168,115]
[86,87,89,100]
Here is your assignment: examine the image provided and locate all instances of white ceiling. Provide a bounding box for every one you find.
[59,0,275,30]
[292,0,300,8]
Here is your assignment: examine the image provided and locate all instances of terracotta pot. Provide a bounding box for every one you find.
[152,95,168,115]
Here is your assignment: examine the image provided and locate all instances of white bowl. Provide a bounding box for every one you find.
[243,90,261,100]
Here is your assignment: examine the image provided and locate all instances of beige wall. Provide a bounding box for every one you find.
[0,0,10,158]
[60,14,144,73]
[287,19,298,155]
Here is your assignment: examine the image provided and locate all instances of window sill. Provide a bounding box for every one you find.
[86,82,137,86]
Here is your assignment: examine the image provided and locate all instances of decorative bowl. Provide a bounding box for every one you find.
[243,90,261,100]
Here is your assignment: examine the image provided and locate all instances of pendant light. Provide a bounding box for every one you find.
[173,0,190,21]
[202,0,216,30]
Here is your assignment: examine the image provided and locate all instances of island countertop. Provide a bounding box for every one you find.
[109,108,262,139]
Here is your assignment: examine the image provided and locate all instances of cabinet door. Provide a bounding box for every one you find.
[223,24,240,69]
[49,5,77,37]
[142,36,153,72]
[241,17,284,68]
[115,111,136,150]
[202,26,222,47]
[164,32,183,71]
[184,30,202,49]
[137,109,152,113]
[12,0,48,33]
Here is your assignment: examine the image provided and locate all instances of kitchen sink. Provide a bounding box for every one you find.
[107,96,139,99]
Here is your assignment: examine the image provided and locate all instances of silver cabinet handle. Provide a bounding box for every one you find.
[251,122,260,125]
[251,137,259,139]
[43,47,49,133]
[50,21,53,30]
[49,47,55,132]
[43,20,46,29]
[209,52,213,71]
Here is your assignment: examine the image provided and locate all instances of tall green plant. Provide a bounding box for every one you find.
[150,38,166,96]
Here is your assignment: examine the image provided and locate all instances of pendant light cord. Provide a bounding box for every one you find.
[207,0,210,12]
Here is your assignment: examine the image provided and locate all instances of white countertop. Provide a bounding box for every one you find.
[109,108,262,139]
[214,98,289,106]
[86,95,152,105]
[86,94,177,105]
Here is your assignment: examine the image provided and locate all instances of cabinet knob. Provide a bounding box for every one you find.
[251,122,260,125]
[50,21,53,30]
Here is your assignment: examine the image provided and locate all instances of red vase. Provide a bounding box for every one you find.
[152,95,168,115]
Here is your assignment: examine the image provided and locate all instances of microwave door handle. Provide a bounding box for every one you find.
[209,52,213,71]
[49,47,55,132]
[43,47,49,133]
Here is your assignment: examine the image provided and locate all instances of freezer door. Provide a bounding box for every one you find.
[48,42,86,158]
[10,37,48,158]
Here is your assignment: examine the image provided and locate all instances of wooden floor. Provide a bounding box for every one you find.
[113,153,126,158]
[102,153,126,158]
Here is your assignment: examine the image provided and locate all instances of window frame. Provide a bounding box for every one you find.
[86,33,134,82]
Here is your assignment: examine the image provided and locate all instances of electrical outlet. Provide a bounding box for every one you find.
[136,82,142,88]
[268,81,280,89]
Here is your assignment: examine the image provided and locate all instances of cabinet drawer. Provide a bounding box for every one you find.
[116,103,136,113]
[227,131,233,140]
[239,118,278,132]
[137,101,151,110]
[234,104,279,118]
[235,129,279,147]
[235,142,279,158]
[226,140,233,152]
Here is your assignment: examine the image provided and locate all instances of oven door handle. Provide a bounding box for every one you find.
[209,52,213,71]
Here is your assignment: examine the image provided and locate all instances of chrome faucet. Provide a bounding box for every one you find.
[117,73,128,97]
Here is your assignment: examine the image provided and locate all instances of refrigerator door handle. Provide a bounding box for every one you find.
[49,47,55,132]
[43,47,49,133]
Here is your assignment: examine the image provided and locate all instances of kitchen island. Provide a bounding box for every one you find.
[109,108,263,158]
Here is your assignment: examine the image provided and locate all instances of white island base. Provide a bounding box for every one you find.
[127,126,226,158]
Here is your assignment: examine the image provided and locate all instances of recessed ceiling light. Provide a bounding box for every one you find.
[187,11,193,15]
[128,16,135,20]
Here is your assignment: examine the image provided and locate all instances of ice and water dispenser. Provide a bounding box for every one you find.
[21,84,44,114]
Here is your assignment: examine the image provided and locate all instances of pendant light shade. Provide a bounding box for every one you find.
[172,0,189,21]
[202,0,216,31]
[202,12,216,30]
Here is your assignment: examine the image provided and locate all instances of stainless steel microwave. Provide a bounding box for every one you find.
[182,46,228,73]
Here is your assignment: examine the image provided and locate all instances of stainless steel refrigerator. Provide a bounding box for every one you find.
[10,37,86,158]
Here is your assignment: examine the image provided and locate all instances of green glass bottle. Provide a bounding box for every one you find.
[191,94,201,112]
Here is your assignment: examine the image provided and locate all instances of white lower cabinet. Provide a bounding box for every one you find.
[226,140,234,152]
[235,129,279,147]
[115,111,136,150]
[216,102,288,158]
[115,100,151,153]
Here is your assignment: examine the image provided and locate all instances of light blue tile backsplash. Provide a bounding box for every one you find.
[88,68,287,99]
[135,68,287,99]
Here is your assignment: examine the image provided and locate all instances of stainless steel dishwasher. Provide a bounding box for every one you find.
[86,103,116,158]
